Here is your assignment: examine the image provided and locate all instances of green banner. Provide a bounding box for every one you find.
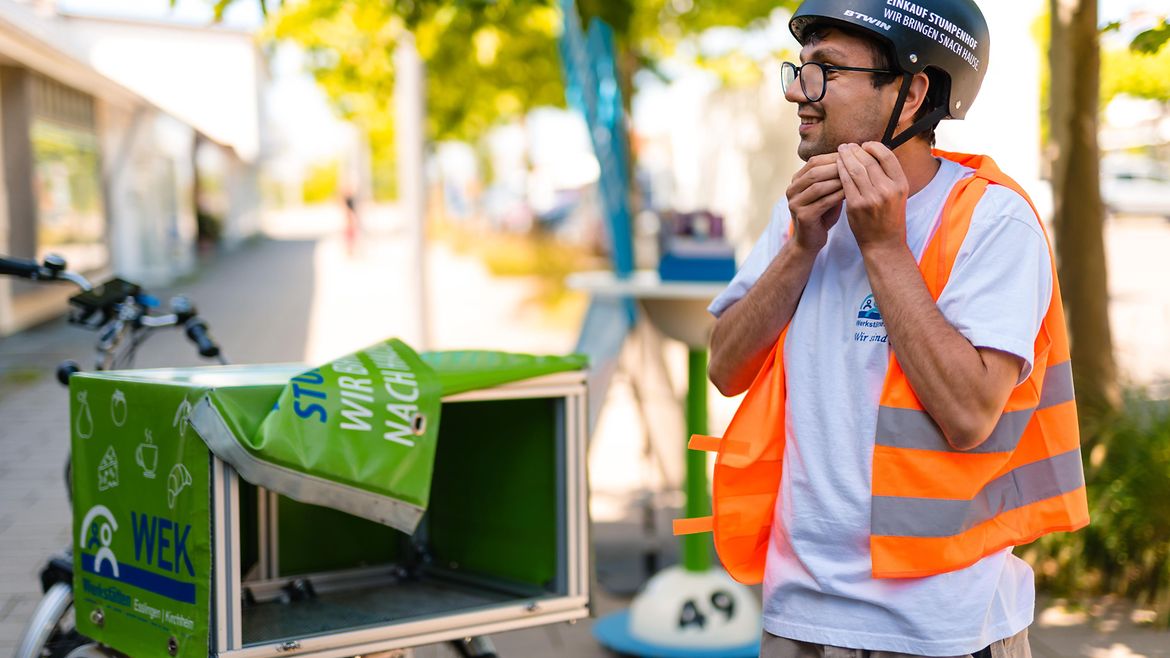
[195,339,443,532]
[71,373,213,658]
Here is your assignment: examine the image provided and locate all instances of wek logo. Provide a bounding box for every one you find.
[80,505,120,578]
[79,505,198,605]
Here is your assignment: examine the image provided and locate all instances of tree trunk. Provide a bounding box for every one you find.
[1049,0,1121,434]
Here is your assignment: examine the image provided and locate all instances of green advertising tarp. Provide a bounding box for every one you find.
[71,369,225,658]
[71,338,585,657]
[423,350,588,396]
[193,339,443,532]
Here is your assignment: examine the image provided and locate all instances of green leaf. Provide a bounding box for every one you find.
[1131,20,1170,55]
[1103,31,1170,103]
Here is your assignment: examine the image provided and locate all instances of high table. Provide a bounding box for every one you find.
[569,270,760,658]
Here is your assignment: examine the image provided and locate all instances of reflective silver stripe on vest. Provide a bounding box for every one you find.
[1039,360,1075,410]
[871,448,1085,538]
[875,360,1077,454]
[875,406,1033,453]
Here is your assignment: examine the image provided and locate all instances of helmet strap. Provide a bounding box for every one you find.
[879,73,950,150]
[880,73,914,147]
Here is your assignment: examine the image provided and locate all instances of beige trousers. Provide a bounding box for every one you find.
[760,628,1032,658]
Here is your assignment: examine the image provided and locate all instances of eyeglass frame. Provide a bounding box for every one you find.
[781,61,899,103]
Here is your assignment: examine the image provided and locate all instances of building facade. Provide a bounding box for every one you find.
[0,0,265,336]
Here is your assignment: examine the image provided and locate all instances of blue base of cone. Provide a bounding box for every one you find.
[592,609,760,658]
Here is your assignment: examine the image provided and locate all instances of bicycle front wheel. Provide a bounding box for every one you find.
[13,582,80,658]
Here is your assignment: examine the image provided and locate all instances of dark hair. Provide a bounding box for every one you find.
[802,21,945,145]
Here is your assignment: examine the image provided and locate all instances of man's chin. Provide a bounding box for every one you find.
[797,139,837,162]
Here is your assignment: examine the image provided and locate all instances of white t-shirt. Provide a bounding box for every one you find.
[708,157,1053,656]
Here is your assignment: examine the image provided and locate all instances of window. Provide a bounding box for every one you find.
[29,74,106,272]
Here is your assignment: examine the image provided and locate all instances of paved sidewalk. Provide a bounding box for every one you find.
[2,207,1170,657]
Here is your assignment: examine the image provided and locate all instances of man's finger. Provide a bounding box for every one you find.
[812,189,846,220]
[789,162,842,197]
[845,143,888,185]
[838,145,873,192]
[791,176,842,209]
[805,152,841,169]
[863,141,907,187]
[791,179,845,212]
[837,155,862,202]
[793,152,837,178]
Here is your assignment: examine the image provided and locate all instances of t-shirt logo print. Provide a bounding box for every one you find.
[854,294,888,343]
[858,295,882,320]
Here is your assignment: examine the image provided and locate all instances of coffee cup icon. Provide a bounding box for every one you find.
[136,430,158,479]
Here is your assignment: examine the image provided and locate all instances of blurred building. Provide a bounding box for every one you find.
[0,0,267,336]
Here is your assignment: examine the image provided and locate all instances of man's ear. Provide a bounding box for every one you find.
[898,71,931,129]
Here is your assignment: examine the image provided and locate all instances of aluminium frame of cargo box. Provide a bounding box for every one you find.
[209,371,591,658]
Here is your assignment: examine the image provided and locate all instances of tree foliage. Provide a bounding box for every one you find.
[1131,18,1170,55]
[260,0,566,198]
[228,0,792,173]
[579,0,783,55]
[1102,30,1170,104]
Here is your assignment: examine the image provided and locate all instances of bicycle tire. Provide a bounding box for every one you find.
[14,582,75,658]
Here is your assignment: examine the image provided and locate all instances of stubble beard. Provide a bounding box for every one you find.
[797,135,835,162]
[796,106,890,162]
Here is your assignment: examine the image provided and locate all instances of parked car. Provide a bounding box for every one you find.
[1101,156,1170,220]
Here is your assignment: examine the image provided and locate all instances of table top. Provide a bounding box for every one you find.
[566,270,728,301]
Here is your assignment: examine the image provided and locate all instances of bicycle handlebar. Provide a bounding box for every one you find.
[184,318,221,359]
[0,256,46,278]
[3,253,225,367]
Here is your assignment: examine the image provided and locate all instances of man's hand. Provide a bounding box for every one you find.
[787,153,845,253]
[837,142,909,252]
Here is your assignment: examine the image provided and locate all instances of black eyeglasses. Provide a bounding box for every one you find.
[781,61,897,103]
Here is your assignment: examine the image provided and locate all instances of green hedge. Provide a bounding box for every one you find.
[1021,393,1170,625]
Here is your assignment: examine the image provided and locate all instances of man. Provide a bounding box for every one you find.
[678,1,1089,656]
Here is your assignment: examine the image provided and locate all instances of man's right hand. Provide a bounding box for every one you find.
[787,153,845,253]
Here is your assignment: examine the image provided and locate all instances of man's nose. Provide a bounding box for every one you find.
[783,76,805,103]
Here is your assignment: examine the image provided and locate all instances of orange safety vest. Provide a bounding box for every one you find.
[674,151,1089,583]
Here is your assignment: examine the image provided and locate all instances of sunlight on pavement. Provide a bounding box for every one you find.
[1089,644,1150,658]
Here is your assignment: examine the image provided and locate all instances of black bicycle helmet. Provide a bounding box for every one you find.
[789,0,990,146]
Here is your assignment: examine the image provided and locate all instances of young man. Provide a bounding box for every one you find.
[688,1,1088,656]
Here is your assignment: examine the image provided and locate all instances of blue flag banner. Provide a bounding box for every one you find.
[558,0,635,280]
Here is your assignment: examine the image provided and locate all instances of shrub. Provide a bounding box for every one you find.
[1021,393,1170,625]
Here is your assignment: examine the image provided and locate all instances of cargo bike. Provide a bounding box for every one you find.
[3,256,591,658]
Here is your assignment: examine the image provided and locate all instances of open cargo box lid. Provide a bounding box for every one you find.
[191,339,588,533]
[70,339,586,658]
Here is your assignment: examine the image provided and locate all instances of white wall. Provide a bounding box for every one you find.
[67,15,268,250]
[64,16,262,162]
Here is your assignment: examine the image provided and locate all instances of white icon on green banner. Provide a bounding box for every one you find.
[98,445,119,491]
[76,391,94,439]
[168,463,192,509]
[136,430,158,479]
[111,389,129,427]
[173,399,193,438]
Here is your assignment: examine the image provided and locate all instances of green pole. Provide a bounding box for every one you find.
[683,348,711,572]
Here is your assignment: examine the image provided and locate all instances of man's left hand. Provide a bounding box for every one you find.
[836,142,909,252]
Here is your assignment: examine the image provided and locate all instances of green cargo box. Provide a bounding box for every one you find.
[70,345,589,658]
